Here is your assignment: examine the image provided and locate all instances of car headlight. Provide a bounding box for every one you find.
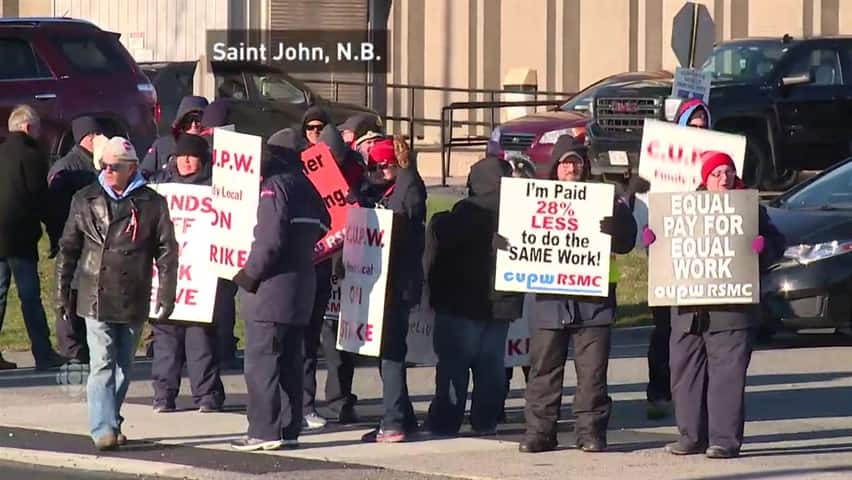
[489,126,501,143]
[539,128,573,144]
[783,240,852,265]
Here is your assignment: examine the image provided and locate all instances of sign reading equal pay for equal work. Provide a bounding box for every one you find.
[495,177,614,297]
[647,190,759,306]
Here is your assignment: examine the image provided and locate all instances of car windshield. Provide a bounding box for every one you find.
[701,42,787,82]
[246,70,308,104]
[777,160,852,209]
[559,78,607,112]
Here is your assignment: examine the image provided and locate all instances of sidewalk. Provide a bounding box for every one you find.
[2,330,852,479]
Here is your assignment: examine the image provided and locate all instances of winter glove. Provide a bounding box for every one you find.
[599,216,616,236]
[641,225,657,247]
[626,176,651,196]
[752,235,765,254]
[232,269,260,293]
[153,304,174,322]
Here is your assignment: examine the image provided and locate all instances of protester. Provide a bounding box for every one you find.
[424,156,523,436]
[302,107,330,146]
[359,137,427,443]
[149,134,226,413]
[521,135,636,453]
[301,124,365,430]
[141,95,208,177]
[338,113,382,148]
[0,105,65,371]
[230,129,330,451]
[47,116,103,366]
[644,97,713,420]
[56,136,178,450]
[643,151,784,459]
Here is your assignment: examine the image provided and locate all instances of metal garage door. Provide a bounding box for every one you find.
[268,0,369,107]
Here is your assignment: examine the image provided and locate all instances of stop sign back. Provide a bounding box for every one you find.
[672,2,715,67]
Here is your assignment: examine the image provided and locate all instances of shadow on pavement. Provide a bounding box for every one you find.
[694,466,852,479]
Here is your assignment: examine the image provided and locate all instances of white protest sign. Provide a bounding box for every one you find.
[638,119,746,193]
[211,129,262,279]
[337,207,394,357]
[495,177,614,297]
[671,67,712,103]
[149,184,219,323]
[324,272,342,321]
[648,190,759,306]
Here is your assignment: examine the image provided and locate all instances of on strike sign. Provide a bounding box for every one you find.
[648,190,759,306]
[301,143,352,262]
[211,129,262,279]
[495,177,614,297]
[337,207,394,357]
[150,184,218,323]
[638,119,746,192]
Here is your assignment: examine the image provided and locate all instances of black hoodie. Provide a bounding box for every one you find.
[427,156,523,322]
[318,123,367,192]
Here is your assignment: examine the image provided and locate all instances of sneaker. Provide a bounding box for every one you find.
[281,438,299,449]
[153,403,176,413]
[705,445,740,459]
[0,354,17,370]
[93,432,118,451]
[198,404,222,413]
[230,437,282,451]
[303,412,327,430]
[646,400,673,420]
[337,404,359,424]
[35,351,67,371]
[361,428,406,443]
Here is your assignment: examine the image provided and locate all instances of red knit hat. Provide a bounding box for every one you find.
[700,151,742,187]
[369,138,398,167]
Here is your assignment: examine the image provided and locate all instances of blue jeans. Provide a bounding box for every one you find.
[0,256,54,360]
[85,318,143,441]
[427,314,509,433]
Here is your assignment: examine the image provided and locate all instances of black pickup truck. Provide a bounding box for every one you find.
[586,35,852,190]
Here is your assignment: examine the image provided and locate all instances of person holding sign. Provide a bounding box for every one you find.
[230,129,331,452]
[521,136,636,454]
[642,151,784,459]
[674,98,711,128]
[359,137,427,443]
[56,137,178,450]
[148,134,226,413]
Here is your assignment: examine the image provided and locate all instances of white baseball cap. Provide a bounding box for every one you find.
[101,136,139,163]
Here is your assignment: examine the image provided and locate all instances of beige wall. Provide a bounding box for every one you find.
[579,0,631,87]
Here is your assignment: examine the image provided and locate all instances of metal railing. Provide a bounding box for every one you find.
[301,78,575,184]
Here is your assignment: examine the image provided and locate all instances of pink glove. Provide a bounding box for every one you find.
[752,235,765,254]
[641,225,656,247]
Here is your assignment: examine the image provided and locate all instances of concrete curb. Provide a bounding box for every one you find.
[0,446,210,480]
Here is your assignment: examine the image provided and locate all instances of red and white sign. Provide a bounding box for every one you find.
[149,184,219,323]
[301,143,352,262]
[211,129,262,279]
[638,119,746,193]
[337,207,394,357]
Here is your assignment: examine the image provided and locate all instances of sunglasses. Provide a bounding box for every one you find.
[101,162,130,173]
[181,114,202,129]
[305,123,325,132]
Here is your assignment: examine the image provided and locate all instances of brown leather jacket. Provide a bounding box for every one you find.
[56,181,178,324]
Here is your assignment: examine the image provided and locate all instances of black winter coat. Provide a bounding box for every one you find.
[234,165,331,326]
[671,204,785,333]
[47,145,98,243]
[56,182,179,324]
[0,132,54,259]
[530,195,637,330]
[141,135,176,179]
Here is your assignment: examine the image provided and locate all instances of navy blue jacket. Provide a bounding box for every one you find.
[234,165,331,325]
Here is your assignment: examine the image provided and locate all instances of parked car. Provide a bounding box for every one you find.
[486,71,671,178]
[140,61,381,140]
[763,159,852,335]
[587,34,852,190]
[0,17,158,161]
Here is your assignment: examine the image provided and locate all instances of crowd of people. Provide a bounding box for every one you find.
[0,93,783,460]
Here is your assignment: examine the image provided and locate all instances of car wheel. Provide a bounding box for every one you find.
[742,135,769,189]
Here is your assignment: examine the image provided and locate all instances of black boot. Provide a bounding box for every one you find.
[519,436,557,453]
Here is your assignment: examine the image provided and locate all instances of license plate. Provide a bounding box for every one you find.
[609,150,629,166]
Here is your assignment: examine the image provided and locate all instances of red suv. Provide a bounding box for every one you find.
[0,18,158,161]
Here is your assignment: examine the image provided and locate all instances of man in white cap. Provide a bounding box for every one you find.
[56,136,178,451]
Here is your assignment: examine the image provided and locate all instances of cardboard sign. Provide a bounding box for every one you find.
[301,143,352,262]
[211,129,262,279]
[648,190,759,306]
[149,184,219,323]
[495,177,614,297]
[638,119,746,193]
[671,67,712,103]
[337,207,394,357]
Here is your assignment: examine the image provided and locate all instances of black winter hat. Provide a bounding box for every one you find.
[548,135,588,180]
[172,96,209,127]
[466,156,512,197]
[174,133,209,159]
[71,116,102,144]
[302,107,331,129]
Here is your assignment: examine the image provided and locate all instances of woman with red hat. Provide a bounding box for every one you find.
[641,151,785,459]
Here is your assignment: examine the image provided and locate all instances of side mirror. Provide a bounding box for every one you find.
[780,72,812,88]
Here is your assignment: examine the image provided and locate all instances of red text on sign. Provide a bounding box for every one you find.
[209,245,248,268]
